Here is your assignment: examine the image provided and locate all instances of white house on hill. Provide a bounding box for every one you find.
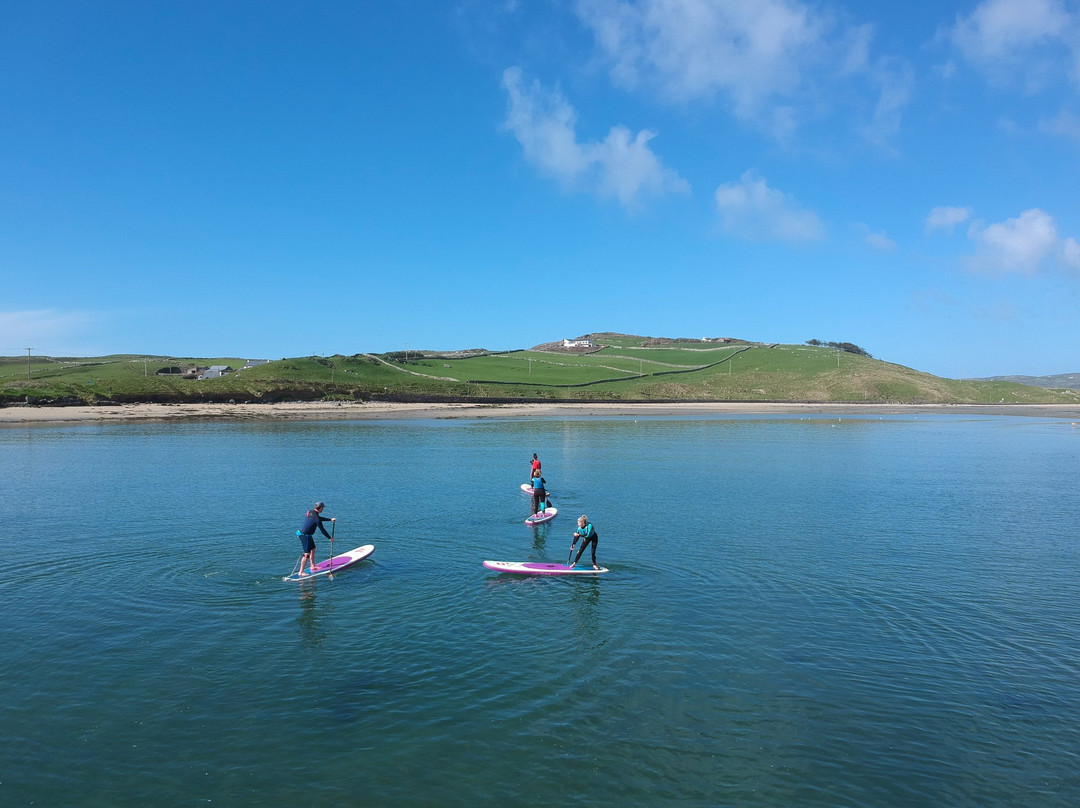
[562,338,595,348]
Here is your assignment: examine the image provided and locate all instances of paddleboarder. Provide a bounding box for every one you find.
[530,453,541,475]
[296,501,335,577]
[569,514,599,570]
[530,468,547,516]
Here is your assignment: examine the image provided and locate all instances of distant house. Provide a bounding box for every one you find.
[562,338,595,349]
[198,365,234,380]
[243,359,269,369]
[156,366,183,376]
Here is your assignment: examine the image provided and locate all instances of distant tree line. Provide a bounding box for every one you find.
[806,340,872,358]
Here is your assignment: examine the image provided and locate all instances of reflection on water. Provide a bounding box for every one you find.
[569,576,603,640]
[296,583,326,649]
[530,521,548,551]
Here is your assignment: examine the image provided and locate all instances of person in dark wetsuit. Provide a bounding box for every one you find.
[296,501,335,576]
[530,468,547,516]
[569,514,599,569]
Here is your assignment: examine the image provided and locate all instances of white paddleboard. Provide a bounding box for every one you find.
[525,507,558,525]
[483,560,608,575]
[520,483,552,496]
[284,544,374,582]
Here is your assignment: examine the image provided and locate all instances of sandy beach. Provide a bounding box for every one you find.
[3,400,1080,425]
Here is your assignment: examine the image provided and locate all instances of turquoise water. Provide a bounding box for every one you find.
[2,414,1079,807]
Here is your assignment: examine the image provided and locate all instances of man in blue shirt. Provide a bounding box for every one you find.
[296,501,335,577]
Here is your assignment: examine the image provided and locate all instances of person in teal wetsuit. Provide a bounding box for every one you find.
[530,469,547,516]
[569,514,599,569]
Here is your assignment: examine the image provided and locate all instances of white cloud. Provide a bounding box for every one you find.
[501,67,590,182]
[1061,236,1080,269]
[947,0,1076,88]
[501,66,689,210]
[576,0,823,110]
[864,230,897,251]
[926,206,973,232]
[574,0,910,144]
[714,170,824,243]
[965,208,1068,274]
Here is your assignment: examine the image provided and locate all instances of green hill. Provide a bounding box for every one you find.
[1,335,1076,406]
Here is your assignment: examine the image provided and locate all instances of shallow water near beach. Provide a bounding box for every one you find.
[2,413,1079,806]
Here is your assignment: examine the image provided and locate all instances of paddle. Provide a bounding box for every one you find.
[568,533,577,565]
[328,519,336,579]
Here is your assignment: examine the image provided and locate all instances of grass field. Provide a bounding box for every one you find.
[1,339,1076,406]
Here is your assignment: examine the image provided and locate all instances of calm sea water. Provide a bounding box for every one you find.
[2,413,1079,807]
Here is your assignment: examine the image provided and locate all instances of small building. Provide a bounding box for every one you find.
[562,338,595,349]
[243,359,270,369]
[198,365,234,380]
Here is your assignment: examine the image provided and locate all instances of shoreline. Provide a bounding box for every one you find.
[3,400,1080,426]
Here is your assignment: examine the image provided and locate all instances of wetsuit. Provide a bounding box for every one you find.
[531,476,546,515]
[297,509,333,554]
[571,522,598,566]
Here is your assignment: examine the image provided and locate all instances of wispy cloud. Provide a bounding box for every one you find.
[862,226,897,251]
[0,309,96,354]
[946,0,1077,89]
[861,56,914,148]
[574,0,911,144]
[926,206,973,232]
[501,66,690,210]
[715,170,824,243]
[1038,108,1080,140]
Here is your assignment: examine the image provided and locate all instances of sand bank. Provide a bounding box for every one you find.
[2,400,1080,426]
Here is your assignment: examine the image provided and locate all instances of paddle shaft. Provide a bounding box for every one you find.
[328,520,336,577]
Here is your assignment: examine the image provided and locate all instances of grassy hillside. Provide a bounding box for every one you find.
[976,373,1080,390]
[2,338,1076,406]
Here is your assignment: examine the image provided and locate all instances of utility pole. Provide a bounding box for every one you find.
[26,348,32,380]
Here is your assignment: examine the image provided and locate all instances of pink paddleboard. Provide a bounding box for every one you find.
[483,560,608,575]
[525,507,558,525]
[284,544,374,581]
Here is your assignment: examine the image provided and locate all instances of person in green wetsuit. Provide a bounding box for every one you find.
[569,514,599,569]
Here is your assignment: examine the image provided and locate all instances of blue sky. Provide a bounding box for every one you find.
[2,0,1078,378]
